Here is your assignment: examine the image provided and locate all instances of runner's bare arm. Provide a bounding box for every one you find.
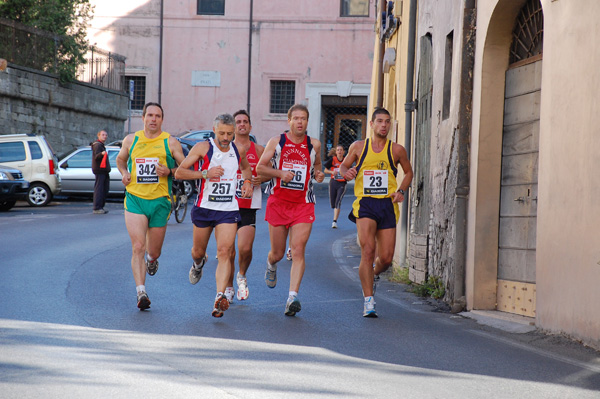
[174,141,210,181]
[256,136,295,182]
[116,134,135,186]
[340,140,363,181]
[310,138,325,183]
[390,143,413,203]
[253,144,270,184]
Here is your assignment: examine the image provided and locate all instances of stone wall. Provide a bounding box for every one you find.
[0,63,128,156]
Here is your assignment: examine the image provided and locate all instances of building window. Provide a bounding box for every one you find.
[270,80,296,114]
[197,0,225,15]
[124,76,146,111]
[442,31,453,120]
[341,0,369,17]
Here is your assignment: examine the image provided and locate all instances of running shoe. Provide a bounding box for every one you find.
[211,293,230,317]
[145,253,159,276]
[373,274,380,295]
[284,296,301,316]
[286,248,292,261]
[189,255,207,285]
[265,262,277,288]
[363,297,378,318]
[137,291,151,310]
[225,287,235,303]
[236,273,249,300]
[332,221,338,229]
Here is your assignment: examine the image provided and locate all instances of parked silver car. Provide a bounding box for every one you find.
[58,146,126,196]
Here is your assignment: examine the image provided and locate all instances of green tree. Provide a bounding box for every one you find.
[0,0,93,82]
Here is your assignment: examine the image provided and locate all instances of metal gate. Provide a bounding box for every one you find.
[320,95,367,160]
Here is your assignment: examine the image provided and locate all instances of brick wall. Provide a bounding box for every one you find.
[0,63,128,155]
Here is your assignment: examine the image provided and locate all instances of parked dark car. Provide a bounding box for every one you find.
[0,165,29,211]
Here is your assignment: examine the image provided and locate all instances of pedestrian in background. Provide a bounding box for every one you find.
[92,129,110,214]
[324,144,348,228]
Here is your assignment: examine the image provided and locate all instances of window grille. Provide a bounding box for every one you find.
[510,0,543,64]
[124,76,146,111]
[270,80,296,114]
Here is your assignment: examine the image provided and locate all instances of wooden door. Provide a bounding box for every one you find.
[496,59,542,317]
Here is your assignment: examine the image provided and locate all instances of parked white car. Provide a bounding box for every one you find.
[58,145,126,196]
[0,134,61,206]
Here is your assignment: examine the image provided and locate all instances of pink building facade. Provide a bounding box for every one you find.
[87,0,375,153]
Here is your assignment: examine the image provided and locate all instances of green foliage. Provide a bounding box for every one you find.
[411,275,445,299]
[388,266,411,285]
[0,0,94,82]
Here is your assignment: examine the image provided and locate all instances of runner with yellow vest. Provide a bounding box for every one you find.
[340,107,413,318]
[116,102,186,310]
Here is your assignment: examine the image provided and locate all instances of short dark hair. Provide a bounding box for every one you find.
[143,102,164,118]
[233,110,251,125]
[371,107,390,122]
[287,104,309,120]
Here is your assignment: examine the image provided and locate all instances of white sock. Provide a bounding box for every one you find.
[136,285,146,294]
[194,257,206,268]
[289,291,298,298]
[267,259,277,271]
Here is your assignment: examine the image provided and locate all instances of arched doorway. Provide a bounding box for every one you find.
[496,0,543,317]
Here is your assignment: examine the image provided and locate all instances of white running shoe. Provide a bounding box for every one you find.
[224,287,235,303]
[189,255,207,285]
[332,221,338,229]
[286,248,292,261]
[265,261,277,288]
[363,297,378,318]
[236,273,249,300]
[284,296,301,316]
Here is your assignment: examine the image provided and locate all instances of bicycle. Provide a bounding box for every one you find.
[171,179,188,223]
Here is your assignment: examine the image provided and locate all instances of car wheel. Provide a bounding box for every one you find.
[183,180,194,197]
[0,200,16,211]
[26,183,52,207]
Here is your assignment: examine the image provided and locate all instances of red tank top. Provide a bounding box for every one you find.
[235,141,261,209]
[266,133,316,204]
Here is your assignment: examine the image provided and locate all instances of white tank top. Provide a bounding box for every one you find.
[195,138,241,211]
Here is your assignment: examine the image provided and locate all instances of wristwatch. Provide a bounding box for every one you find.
[398,189,405,195]
[202,169,208,179]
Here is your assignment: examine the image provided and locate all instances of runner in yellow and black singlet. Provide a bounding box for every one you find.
[340,107,413,318]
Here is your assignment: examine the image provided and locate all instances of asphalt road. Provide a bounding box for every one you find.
[0,186,599,398]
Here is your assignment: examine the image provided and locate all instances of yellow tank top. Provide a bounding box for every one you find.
[127,131,175,200]
[353,138,398,199]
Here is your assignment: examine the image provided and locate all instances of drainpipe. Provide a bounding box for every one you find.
[246,0,254,113]
[158,0,164,104]
[451,0,476,313]
[399,0,417,266]
[376,0,386,107]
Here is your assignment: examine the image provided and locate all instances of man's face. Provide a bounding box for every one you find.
[370,113,391,138]
[143,105,163,134]
[288,110,308,136]
[98,131,108,143]
[335,146,345,158]
[235,114,251,136]
[214,123,235,150]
